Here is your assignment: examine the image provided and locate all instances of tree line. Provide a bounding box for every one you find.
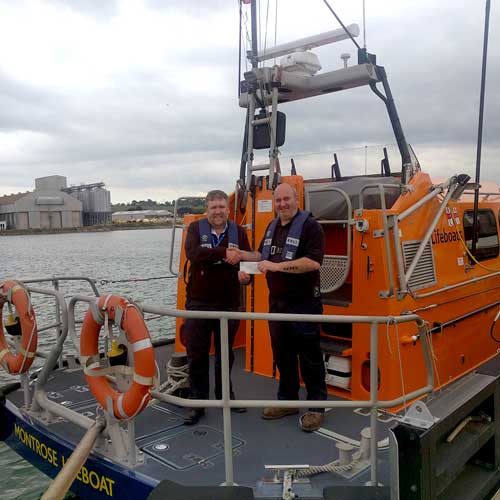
[112,198,206,215]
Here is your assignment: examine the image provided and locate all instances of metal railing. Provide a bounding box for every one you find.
[359,183,401,297]
[4,281,434,487]
[354,176,466,300]
[64,297,433,486]
[306,186,354,293]
[23,276,100,297]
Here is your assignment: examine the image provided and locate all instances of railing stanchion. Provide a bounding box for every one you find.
[52,278,64,369]
[220,318,234,486]
[20,372,30,408]
[370,321,378,485]
[19,284,434,489]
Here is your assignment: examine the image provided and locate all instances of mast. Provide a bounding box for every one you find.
[471,0,491,256]
[369,63,413,184]
[324,1,415,183]
[238,0,259,194]
[250,0,258,69]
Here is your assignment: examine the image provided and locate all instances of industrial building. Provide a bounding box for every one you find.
[64,182,112,226]
[0,175,112,230]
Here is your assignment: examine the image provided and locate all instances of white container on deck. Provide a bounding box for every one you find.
[324,354,352,389]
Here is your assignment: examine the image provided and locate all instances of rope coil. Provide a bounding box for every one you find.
[295,455,359,477]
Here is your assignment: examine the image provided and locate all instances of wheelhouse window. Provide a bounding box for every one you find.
[463,209,499,261]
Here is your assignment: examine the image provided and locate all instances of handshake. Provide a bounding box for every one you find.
[224,247,244,266]
[225,248,253,285]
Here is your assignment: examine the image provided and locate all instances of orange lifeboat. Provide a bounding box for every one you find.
[80,294,155,419]
[0,280,38,374]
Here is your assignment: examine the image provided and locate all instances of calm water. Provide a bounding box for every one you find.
[0,228,181,499]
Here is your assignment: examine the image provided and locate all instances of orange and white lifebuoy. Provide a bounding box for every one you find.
[80,294,155,420]
[0,280,38,374]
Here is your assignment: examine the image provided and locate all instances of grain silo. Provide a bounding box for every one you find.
[65,182,112,226]
[88,187,112,225]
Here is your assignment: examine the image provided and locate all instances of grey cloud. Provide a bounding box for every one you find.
[0,0,499,200]
[0,72,68,135]
[49,0,119,21]
[144,0,232,16]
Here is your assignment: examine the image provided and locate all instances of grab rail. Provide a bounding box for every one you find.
[22,276,101,297]
[62,298,433,487]
[306,186,354,293]
[357,176,463,299]
[146,309,433,487]
[17,285,69,410]
[358,183,402,212]
[12,284,434,487]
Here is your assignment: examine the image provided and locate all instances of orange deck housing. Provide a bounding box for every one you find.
[175,172,500,408]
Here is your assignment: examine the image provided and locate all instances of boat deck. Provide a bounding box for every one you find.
[5,343,394,498]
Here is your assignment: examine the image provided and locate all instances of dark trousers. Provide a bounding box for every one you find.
[184,311,240,400]
[269,298,327,410]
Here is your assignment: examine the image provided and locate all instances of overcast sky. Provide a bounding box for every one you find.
[0,0,498,203]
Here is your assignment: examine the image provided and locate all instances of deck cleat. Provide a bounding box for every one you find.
[107,339,128,366]
[4,312,21,336]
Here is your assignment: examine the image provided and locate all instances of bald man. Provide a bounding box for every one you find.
[240,183,327,432]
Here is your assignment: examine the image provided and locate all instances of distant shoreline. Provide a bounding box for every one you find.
[0,222,181,237]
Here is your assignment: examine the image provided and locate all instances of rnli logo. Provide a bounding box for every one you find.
[445,206,461,227]
[201,234,209,242]
[445,207,454,227]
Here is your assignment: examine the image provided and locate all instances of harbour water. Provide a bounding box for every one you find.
[0,228,180,499]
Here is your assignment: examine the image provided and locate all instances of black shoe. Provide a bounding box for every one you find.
[184,408,205,425]
[231,407,247,413]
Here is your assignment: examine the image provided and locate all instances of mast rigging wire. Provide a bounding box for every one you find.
[321,0,361,50]
[238,0,242,97]
[263,0,270,60]
[258,0,261,56]
[274,0,278,63]
[362,0,366,48]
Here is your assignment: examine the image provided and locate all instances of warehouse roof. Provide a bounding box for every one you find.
[0,192,31,206]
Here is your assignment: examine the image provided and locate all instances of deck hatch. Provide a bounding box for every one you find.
[402,240,437,291]
[142,426,244,470]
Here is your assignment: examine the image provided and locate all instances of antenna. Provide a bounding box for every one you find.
[255,24,359,63]
[363,0,367,49]
[322,0,361,50]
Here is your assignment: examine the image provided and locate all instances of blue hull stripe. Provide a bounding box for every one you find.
[0,400,157,500]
